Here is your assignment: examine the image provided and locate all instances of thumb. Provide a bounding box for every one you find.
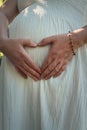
[22,39,37,48]
[38,37,53,47]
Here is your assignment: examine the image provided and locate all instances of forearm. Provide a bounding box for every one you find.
[72,25,87,49]
[0,0,19,52]
[0,10,9,38]
[0,10,9,51]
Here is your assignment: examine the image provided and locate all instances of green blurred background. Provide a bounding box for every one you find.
[0,0,6,64]
[0,0,5,6]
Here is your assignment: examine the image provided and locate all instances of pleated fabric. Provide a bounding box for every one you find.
[0,0,87,130]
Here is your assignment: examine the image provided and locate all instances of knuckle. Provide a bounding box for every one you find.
[28,39,32,44]
[20,39,23,42]
[62,65,66,70]
[49,63,54,70]
[32,70,37,76]
[47,57,52,63]
[44,70,48,75]
[19,52,24,58]
[52,52,57,57]
[29,39,32,43]
[54,60,57,66]
[55,67,58,72]
[42,38,46,43]
[48,67,51,71]
[51,53,58,60]
[18,39,24,44]
[64,60,69,64]
[28,73,32,77]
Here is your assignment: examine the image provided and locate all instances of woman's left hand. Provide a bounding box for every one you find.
[38,34,74,79]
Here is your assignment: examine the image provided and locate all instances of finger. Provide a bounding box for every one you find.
[41,55,52,72]
[22,39,37,48]
[16,65,39,81]
[15,66,28,79]
[41,50,57,73]
[45,67,58,80]
[44,61,63,79]
[44,69,57,80]
[24,54,41,74]
[38,36,54,46]
[53,65,66,78]
[41,59,57,78]
[22,61,41,79]
[52,55,72,78]
[27,72,40,81]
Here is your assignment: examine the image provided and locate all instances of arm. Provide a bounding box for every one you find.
[0,0,19,49]
[72,25,87,50]
[38,25,87,79]
[0,0,41,80]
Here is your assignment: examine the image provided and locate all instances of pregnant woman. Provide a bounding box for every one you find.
[0,0,87,130]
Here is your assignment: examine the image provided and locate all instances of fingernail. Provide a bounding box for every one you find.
[45,76,50,80]
[45,75,49,80]
[37,77,41,80]
[45,77,48,80]
[38,44,41,46]
[34,79,38,81]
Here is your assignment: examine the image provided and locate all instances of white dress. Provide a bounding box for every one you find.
[0,0,87,130]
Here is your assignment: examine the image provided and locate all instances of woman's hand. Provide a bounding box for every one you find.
[38,34,74,79]
[1,38,41,80]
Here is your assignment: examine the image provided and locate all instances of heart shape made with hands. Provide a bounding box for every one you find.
[25,41,51,69]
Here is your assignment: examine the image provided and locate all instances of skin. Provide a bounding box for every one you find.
[0,0,41,80]
[38,27,87,79]
[0,0,87,80]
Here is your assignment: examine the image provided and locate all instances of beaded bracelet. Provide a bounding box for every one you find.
[67,31,76,55]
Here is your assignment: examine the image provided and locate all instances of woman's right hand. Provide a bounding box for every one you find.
[0,38,41,80]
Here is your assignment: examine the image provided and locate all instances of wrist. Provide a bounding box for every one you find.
[67,32,76,55]
[0,37,9,52]
[71,32,83,49]
[71,27,87,49]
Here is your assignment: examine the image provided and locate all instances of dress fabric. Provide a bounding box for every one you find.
[0,0,87,130]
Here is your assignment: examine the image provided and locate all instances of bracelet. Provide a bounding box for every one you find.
[67,31,76,55]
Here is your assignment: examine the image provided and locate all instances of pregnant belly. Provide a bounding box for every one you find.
[9,4,71,66]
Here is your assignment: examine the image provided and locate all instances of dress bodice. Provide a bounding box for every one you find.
[17,0,34,12]
[16,0,87,29]
[17,0,87,14]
